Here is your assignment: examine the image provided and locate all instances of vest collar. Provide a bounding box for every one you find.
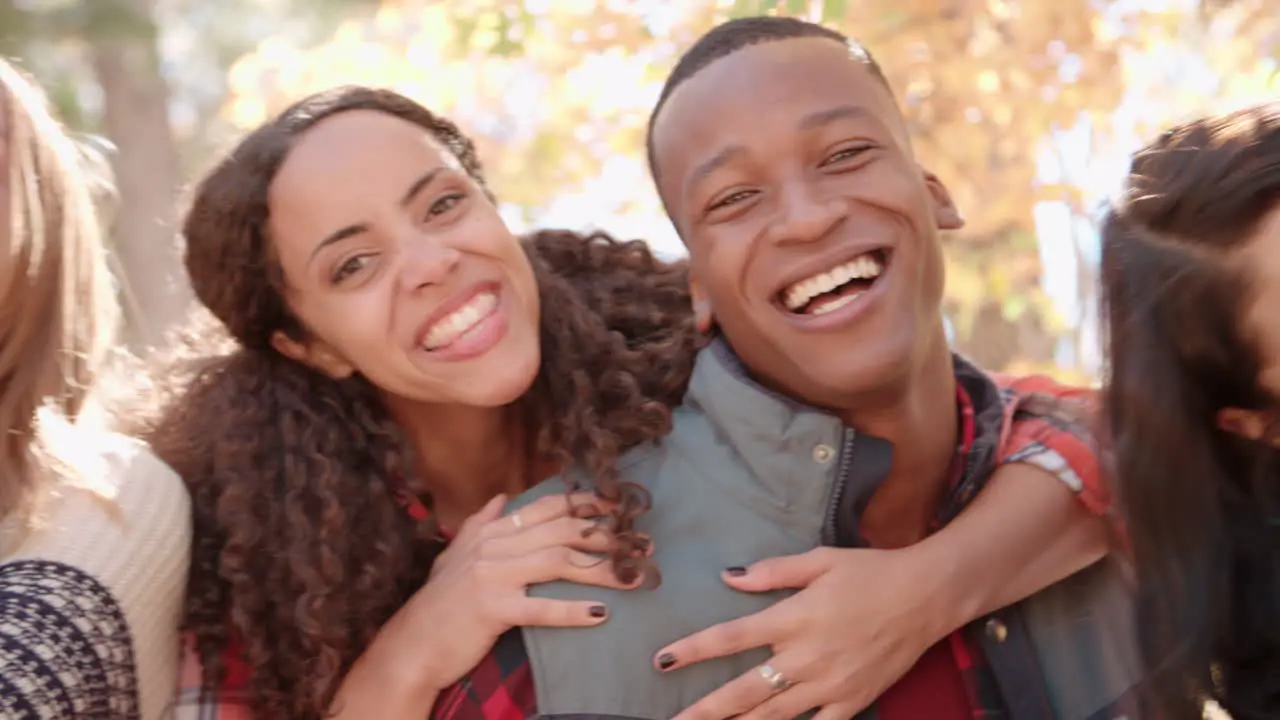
[684,336,1010,534]
[685,335,839,440]
[685,336,1003,446]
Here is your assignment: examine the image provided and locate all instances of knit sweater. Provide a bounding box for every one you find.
[0,429,191,719]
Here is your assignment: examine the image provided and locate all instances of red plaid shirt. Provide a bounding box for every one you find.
[879,381,1000,720]
[170,488,535,720]
[870,367,1107,719]
[171,372,1105,720]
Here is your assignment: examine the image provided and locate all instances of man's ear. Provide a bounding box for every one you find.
[689,275,715,334]
[1216,407,1278,445]
[922,167,964,231]
[270,330,355,380]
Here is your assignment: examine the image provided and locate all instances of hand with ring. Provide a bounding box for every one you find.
[656,546,947,720]
[756,663,792,693]
[354,491,644,700]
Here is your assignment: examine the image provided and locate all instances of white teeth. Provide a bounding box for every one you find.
[422,291,498,350]
[782,253,883,312]
[810,292,860,316]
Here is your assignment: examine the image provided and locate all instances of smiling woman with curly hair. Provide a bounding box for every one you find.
[128,86,701,720]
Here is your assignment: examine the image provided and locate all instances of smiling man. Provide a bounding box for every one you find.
[513,16,1135,720]
[647,23,974,552]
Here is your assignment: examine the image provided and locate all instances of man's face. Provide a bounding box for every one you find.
[650,37,963,409]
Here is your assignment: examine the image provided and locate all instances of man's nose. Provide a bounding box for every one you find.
[766,183,847,247]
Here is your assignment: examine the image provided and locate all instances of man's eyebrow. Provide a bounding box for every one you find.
[684,145,746,200]
[682,107,875,199]
[799,105,872,131]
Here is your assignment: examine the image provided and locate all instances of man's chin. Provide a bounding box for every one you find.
[778,343,920,410]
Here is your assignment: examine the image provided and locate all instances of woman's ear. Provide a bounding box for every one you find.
[271,330,355,380]
[1216,407,1278,445]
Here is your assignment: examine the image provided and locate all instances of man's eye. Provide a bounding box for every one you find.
[821,146,871,167]
[708,190,756,212]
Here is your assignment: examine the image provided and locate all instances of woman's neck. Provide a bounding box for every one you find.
[389,399,537,529]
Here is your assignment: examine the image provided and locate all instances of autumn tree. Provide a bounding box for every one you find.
[1,0,377,351]
[8,0,1278,368]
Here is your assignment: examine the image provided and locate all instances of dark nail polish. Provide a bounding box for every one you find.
[725,566,748,577]
[657,652,677,670]
[588,605,608,618]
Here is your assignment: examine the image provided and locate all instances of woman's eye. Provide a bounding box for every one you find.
[331,255,372,283]
[427,192,466,218]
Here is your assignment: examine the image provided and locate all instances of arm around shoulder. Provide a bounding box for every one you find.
[914,375,1113,632]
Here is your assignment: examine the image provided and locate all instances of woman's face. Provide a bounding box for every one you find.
[1212,203,1280,442]
[1237,205,1280,397]
[266,109,541,409]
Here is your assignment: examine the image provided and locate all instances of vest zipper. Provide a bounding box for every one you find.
[820,427,858,547]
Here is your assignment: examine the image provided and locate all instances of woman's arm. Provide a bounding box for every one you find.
[170,629,444,720]
[3,434,191,720]
[918,378,1113,635]
[653,384,1114,720]
[327,630,442,719]
[913,460,1110,639]
[656,457,1113,720]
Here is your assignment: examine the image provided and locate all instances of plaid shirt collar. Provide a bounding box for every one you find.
[935,371,1010,719]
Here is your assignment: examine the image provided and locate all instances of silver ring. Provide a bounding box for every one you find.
[756,663,790,692]
[510,513,524,530]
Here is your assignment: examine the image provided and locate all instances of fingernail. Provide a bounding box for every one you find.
[657,652,677,670]
[725,566,748,577]
[588,605,608,618]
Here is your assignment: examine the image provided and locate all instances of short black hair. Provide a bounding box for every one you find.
[646,16,890,190]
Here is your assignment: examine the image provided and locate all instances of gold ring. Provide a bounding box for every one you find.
[756,663,790,692]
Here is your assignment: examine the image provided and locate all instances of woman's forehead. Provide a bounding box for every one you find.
[282,111,453,176]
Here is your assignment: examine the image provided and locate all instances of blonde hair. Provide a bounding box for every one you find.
[0,58,119,520]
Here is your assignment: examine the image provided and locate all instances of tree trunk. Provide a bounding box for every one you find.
[89,0,189,354]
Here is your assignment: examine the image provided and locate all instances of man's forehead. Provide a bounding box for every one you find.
[651,38,901,189]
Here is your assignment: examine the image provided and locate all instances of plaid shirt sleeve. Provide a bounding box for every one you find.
[171,633,254,720]
[992,374,1113,517]
[171,487,537,720]
[169,625,536,720]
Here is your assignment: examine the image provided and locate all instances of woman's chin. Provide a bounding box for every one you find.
[372,345,540,411]
[458,349,542,409]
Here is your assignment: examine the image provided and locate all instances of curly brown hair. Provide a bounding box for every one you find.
[136,86,701,718]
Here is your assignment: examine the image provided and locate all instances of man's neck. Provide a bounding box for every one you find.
[839,336,958,549]
[385,397,533,530]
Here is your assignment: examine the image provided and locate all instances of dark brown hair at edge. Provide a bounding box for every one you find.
[123,86,702,719]
[1100,101,1280,720]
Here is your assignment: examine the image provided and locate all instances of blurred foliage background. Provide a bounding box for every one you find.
[4,0,1277,382]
